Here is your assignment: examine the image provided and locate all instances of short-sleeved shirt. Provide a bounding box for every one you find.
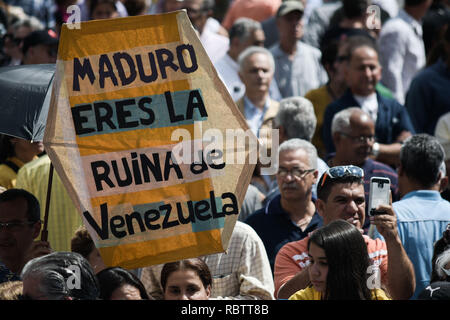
[245,195,323,271]
[270,41,328,98]
[274,234,388,298]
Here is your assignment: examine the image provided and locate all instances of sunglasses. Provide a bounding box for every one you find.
[320,165,364,187]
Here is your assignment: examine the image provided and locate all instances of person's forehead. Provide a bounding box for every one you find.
[0,198,28,219]
[329,182,364,197]
[349,112,374,131]
[350,46,379,64]
[250,29,265,41]
[244,52,270,67]
[279,148,310,166]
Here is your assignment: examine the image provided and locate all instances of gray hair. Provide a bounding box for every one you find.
[278,138,318,169]
[331,107,367,135]
[238,46,275,72]
[21,252,99,300]
[435,248,450,279]
[229,17,262,42]
[274,97,317,141]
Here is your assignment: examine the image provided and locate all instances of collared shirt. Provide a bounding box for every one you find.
[270,41,328,98]
[139,221,275,300]
[354,92,379,123]
[373,190,450,299]
[243,96,270,137]
[244,194,323,271]
[378,9,426,104]
[323,88,416,154]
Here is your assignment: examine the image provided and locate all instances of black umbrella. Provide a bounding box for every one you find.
[0,64,55,141]
[0,63,56,241]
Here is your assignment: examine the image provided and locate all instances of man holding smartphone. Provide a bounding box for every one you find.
[274,165,415,300]
[372,134,450,299]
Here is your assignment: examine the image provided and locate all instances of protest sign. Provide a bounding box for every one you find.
[43,11,256,269]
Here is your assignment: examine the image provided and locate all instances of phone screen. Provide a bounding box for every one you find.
[369,177,390,214]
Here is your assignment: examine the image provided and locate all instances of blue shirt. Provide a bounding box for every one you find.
[405,59,450,135]
[323,88,415,154]
[374,190,450,299]
[244,194,323,271]
[243,96,269,138]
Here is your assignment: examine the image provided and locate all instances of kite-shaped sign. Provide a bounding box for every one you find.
[43,12,256,269]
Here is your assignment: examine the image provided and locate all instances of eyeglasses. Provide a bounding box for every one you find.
[339,132,375,144]
[277,167,315,179]
[320,165,364,187]
[0,221,37,232]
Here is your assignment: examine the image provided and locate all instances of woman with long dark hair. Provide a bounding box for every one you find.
[289,220,390,300]
[97,267,151,300]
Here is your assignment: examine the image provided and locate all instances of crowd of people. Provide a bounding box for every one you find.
[0,0,449,300]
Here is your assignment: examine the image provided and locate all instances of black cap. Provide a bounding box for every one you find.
[22,29,59,54]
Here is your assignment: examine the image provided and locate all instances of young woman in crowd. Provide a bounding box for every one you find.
[97,267,151,300]
[289,220,390,300]
[161,258,212,300]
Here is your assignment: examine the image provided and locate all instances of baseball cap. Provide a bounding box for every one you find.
[276,1,305,18]
[22,29,59,54]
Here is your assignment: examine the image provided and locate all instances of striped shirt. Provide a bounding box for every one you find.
[15,155,83,252]
[274,234,388,299]
[139,221,275,300]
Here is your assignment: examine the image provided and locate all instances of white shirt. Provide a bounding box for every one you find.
[200,28,229,63]
[355,92,378,123]
[215,54,246,101]
[243,96,269,137]
[378,9,426,104]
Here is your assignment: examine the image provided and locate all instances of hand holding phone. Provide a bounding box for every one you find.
[368,177,391,216]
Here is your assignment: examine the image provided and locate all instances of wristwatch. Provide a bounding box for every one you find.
[372,142,380,158]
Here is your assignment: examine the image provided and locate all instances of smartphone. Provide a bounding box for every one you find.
[368,177,391,216]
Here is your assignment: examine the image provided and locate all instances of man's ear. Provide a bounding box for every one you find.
[332,131,341,147]
[316,198,325,219]
[32,221,42,239]
[312,169,319,184]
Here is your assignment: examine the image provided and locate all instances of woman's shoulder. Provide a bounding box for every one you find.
[288,286,321,300]
[371,288,391,300]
